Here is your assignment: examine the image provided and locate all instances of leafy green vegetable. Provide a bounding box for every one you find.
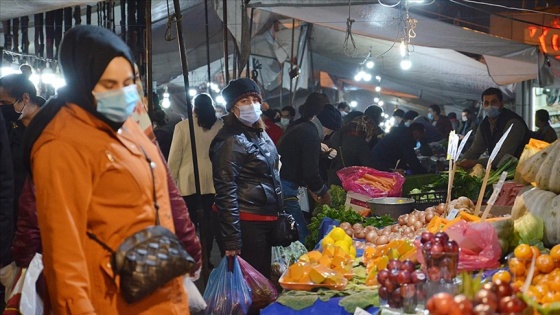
[329,185,347,210]
[276,293,318,310]
[488,158,517,185]
[422,170,484,201]
[338,290,379,313]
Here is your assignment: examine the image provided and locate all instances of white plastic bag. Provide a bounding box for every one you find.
[183,276,207,312]
[19,253,44,315]
[297,186,310,212]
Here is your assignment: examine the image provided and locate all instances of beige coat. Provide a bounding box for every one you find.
[168,118,223,196]
[31,104,188,315]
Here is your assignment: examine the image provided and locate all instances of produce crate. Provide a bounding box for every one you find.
[404,190,447,210]
[402,174,441,195]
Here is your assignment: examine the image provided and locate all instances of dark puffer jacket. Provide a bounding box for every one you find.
[210,114,282,251]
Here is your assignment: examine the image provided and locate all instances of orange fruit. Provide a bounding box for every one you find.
[549,275,560,292]
[514,244,533,260]
[531,246,541,259]
[492,270,512,284]
[527,286,543,301]
[537,254,555,274]
[551,245,560,261]
[532,273,544,285]
[509,257,526,276]
[511,279,525,293]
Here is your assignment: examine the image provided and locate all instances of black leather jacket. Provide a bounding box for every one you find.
[210,114,282,250]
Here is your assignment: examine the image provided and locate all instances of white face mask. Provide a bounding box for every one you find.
[404,121,411,127]
[280,117,290,126]
[461,116,468,122]
[237,103,262,125]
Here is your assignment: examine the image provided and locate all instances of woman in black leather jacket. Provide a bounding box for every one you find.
[210,78,282,279]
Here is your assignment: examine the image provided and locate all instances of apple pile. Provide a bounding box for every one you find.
[377,259,427,311]
[426,280,527,315]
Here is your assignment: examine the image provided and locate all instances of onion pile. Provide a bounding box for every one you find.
[348,203,447,249]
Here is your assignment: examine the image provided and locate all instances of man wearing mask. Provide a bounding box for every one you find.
[428,104,453,139]
[457,88,529,170]
[277,104,341,243]
[532,109,557,143]
[279,105,295,131]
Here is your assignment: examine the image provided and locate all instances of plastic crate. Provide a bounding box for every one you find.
[404,190,447,210]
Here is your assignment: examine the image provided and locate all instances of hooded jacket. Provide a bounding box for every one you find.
[23,25,191,315]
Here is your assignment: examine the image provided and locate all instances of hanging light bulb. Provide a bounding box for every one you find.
[374,97,380,103]
[375,86,381,92]
[350,100,358,108]
[162,85,171,109]
[378,100,385,106]
[189,88,197,97]
[366,60,374,69]
[363,73,372,82]
[375,75,381,82]
[400,52,412,70]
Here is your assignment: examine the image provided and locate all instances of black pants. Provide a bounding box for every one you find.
[239,220,276,280]
[183,194,216,264]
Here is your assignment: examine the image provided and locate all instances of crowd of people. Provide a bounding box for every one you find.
[0,24,559,314]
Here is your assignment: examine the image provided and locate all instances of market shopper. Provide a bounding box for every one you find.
[279,105,296,130]
[288,92,329,129]
[210,78,282,279]
[428,104,453,139]
[22,25,193,314]
[168,93,223,265]
[533,109,557,143]
[277,104,342,243]
[371,123,427,174]
[457,87,530,170]
[327,115,376,186]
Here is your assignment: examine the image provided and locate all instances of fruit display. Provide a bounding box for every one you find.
[320,226,357,258]
[377,259,427,312]
[508,243,560,306]
[426,287,527,315]
[279,261,348,290]
[361,240,417,286]
[298,245,354,276]
[419,231,459,283]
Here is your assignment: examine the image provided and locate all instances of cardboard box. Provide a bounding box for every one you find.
[345,191,373,217]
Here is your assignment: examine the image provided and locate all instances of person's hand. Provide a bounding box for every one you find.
[225,250,240,257]
[456,159,476,170]
[318,191,332,206]
[320,143,330,152]
[327,148,337,160]
[190,267,201,281]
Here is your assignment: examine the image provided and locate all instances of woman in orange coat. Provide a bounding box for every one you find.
[23,25,190,314]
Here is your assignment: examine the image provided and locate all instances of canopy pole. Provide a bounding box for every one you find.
[222,0,230,83]
[204,0,211,93]
[289,18,295,107]
[246,8,255,78]
[171,0,210,286]
[145,0,153,113]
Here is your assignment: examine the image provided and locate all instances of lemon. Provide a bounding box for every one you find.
[349,246,357,258]
[329,227,347,241]
[321,236,335,248]
[335,240,350,251]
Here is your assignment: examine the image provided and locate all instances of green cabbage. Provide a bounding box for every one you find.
[512,212,544,246]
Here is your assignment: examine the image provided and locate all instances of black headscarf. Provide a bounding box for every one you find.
[23,25,136,173]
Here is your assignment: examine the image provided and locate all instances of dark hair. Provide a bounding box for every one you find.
[393,109,405,118]
[481,87,503,102]
[343,115,375,140]
[429,104,441,115]
[193,93,218,130]
[536,109,550,123]
[153,109,168,127]
[281,106,295,117]
[462,108,471,115]
[447,112,457,119]
[410,122,425,133]
[337,102,350,110]
[364,105,383,123]
[35,96,47,107]
[0,74,40,104]
[404,110,419,121]
[263,108,278,121]
[302,92,329,119]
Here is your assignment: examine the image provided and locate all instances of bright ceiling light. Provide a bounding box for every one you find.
[363,73,372,82]
[378,100,385,106]
[366,60,374,69]
[375,75,381,82]
[374,97,380,103]
[375,86,381,92]
[189,88,197,97]
[216,95,226,105]
[400,55,412,70]
[350,101,358,108]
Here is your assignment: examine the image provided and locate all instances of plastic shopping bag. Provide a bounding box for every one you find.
[19,253,44,315]
[0,262,20,303]
[203,256,252,315]
[237,256,278,312]
[184,276,207,312]
[337,166,405,198]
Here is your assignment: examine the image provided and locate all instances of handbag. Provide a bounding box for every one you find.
[244,131,298,247]
[87,148,196,304]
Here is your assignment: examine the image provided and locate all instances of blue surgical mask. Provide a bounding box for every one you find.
[427,113,434,120]
[483,106,500,119]
[237,103,262,125]
[280,118,290,126]
[404,121,411,127]
[92,84,139,123]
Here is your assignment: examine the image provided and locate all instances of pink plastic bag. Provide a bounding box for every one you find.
[337,166,405,198]
[416,221,502,272]
[237,256,278,313]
